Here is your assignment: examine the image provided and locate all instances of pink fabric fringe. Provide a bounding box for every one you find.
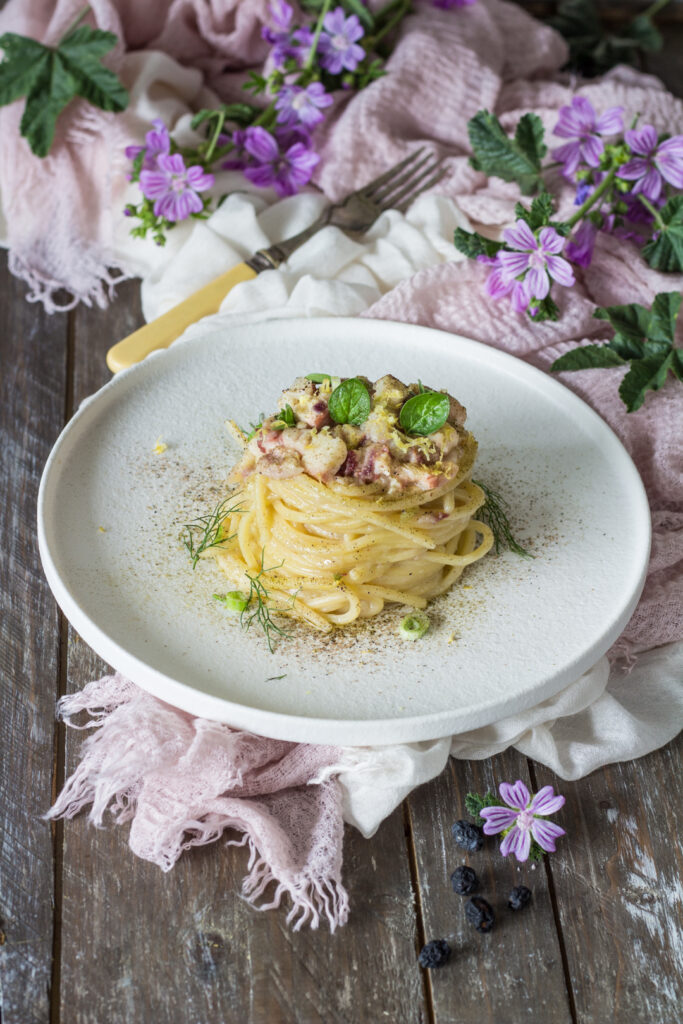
[46,673,349,932]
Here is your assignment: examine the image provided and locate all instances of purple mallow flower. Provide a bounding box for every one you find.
[318,8,365,75]
[480,780,565,862]
[221,129,249,171]
[242,126,319,196]
[552,96,623,177]
[565,218,598,268]
[275,82,333,128]
[619,125,683,202]
[262,0,312,67]
[125,118,170,171]
[140,153,214,221]
[432,0,477,7]
[485,220,575,313]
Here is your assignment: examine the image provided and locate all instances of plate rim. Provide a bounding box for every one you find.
[37,316,651,745]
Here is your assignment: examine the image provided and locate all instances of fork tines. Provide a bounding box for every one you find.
[361,148,446,212]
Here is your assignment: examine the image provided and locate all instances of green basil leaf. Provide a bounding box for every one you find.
[399,392,450,436]
[329,378,371,426]
[305,372,332,383]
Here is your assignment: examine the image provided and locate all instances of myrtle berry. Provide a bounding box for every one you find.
[508,885,532,911]
[465,896,495,933]
[450,865,478,895]
[451,819,483,852]
[418,939,451,969]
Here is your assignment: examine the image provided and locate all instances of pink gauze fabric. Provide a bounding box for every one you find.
[11,0,680,929]
[46,672,350,931]
[0,0,274,310]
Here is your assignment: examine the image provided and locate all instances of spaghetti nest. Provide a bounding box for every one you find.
[209,434,493,633]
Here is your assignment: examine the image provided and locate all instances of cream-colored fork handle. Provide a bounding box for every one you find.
[105,262,258,373]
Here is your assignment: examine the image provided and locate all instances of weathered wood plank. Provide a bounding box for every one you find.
[534,737,683,1024]
[0,253,67,1023]
[58,286,428,1023]
[407,751,574,1024]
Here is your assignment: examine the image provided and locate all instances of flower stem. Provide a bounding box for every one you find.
[566,167,617,228]
[636,193,665,229]
[60,4,91,40]
[204,111,227,164]
[210,102,277,163]
[366,0,411,49]
[305,0,334,71]
[639,0,671,20]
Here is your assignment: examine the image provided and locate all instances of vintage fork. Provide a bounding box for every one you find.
[106,149,445,373]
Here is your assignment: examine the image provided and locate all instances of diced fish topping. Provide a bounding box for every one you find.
[229,374,469,494]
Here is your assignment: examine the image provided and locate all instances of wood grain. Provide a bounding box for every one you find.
[57,288,428,1024]
[408,751,574,1024]
[533,740,683,1024]
[0,253,67,1023]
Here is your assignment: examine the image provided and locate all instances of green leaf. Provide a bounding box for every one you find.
[671,349,683,382]
[593,302,650,359]
[302,0,375,30]
[468,110,546,195]
[272,403,296,429]
[648,292,682,345]
[329,378,372,426]
[528,841,546,863]
[57,26,128,112]
[514,193,555,231]
[529,295,560,322]
[399,392,450,436]
[0,24,127,157]
[623,14,661,53]
[453,227,505,260]
[551,345,626,372]
[464,791,499,825]
[642,197,683,272]
[221,101,261,127]
[549,0,662,77]
[305,372,332,383]
[20,53,77,157]
[343,0,375,31]
[619,352,674,412]
[243,71,267,95]
[0,33,50,106]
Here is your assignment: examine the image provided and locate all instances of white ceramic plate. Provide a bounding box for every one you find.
[38,317,650,745]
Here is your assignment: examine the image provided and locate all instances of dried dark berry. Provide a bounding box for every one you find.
[450,865,478,895]
[451,819,483,852]
[465,896,495,933]
[508,885,532,911]
[418,939,451,969]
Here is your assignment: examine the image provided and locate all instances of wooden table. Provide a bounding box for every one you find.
[2,8,683,1020]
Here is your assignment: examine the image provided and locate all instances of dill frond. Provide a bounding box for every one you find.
[240,550,296,653]
[473,480,533,558]
[183,494,244,569]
